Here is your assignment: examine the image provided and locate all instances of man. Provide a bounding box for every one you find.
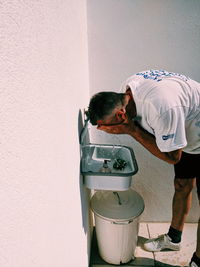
[87,70,200,267]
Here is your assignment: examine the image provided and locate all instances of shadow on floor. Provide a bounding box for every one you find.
[122,257,181,267]
[154,260,181,267]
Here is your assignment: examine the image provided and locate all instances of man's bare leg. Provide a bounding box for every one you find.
[171,178,196,231]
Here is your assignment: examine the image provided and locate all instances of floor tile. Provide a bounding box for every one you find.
[148,223,197,267]
[148,222,170,238]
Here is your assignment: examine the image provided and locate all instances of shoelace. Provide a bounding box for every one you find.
[151,234,167,249]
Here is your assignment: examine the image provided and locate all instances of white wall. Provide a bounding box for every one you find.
[87,0,199,222]
[0,1,91,266]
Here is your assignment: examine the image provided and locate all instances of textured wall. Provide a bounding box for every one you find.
[0,1,90,266]
[87,0,199,222]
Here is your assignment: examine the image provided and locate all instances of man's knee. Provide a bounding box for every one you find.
[174,178,196,195]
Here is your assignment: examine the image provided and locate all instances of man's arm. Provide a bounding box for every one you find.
[98,120,182,164]
[128,122,182,164]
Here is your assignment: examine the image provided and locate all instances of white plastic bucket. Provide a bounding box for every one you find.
[91,189,144,265]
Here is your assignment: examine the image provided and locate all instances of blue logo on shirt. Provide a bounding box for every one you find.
[136,70,188,82]
[162,134,175,140]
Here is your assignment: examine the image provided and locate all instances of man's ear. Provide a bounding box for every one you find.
[126,87,133,100]
[115,109,126,121]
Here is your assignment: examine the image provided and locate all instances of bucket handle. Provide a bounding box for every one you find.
[112,219,133,225]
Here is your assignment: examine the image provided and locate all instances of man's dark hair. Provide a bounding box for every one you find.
[87,92,124,125]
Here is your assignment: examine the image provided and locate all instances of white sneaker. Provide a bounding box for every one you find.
[143,234,181,252]
[188,261,198,267]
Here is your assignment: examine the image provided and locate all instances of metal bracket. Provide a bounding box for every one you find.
[80,109,90,145]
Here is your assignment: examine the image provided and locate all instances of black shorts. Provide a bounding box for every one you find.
[174,151,200,196]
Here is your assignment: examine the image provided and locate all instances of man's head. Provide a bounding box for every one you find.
[87,91,132,126]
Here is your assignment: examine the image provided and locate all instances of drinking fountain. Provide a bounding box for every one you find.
[80,113,138,191]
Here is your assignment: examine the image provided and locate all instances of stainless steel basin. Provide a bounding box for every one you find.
[81,144,138,191]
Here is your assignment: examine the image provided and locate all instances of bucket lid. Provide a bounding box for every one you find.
[91,189,144,221]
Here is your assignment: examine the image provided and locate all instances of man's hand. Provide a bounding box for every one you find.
[97,116,182,165]
[97,118,136,135]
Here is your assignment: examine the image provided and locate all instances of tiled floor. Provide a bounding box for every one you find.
[90,223,197,267]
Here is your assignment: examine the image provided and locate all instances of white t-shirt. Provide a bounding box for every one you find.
[120,70,200,154]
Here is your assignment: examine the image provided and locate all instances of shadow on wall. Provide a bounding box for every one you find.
[78,109,93,261]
